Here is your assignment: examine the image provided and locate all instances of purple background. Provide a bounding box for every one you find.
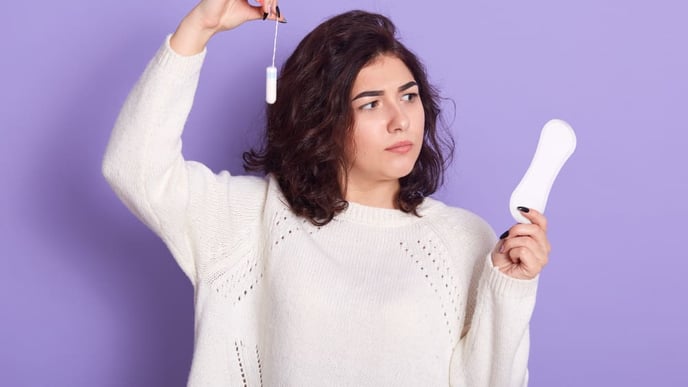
[2,0,686,385]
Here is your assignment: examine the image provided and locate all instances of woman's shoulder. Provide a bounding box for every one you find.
[182,165,284,224]
[420,197,496,241]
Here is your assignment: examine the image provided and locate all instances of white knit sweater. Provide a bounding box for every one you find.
[103,37,538,387]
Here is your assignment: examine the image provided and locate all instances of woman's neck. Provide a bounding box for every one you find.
[344,178,400,209]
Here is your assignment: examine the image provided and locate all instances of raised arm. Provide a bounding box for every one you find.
[102,0,283,282]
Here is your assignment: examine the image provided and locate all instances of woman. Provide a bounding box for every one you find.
[103,0,550,385]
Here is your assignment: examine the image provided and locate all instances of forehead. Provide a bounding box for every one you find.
[351,55,415,94]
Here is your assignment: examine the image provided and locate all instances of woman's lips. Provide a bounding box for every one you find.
[386,141,413,154]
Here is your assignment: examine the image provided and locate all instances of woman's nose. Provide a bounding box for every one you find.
[387,103,409,133]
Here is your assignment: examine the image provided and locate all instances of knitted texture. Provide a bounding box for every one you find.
[103,36,538,387]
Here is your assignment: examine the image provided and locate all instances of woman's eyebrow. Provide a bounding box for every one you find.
[398,81,418,92]
[352,81,418,101]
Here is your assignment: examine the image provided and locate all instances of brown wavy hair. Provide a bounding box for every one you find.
[243,10,454,226]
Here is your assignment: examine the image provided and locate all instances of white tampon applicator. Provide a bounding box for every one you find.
[266,66,277,104]
[509,119,577,223]
[266,15,279,104]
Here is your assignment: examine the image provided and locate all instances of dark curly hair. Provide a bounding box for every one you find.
[243,10,454,226]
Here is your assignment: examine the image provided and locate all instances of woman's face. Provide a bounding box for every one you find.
[346,54,425,190]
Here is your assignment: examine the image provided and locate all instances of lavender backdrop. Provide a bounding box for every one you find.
[1,0,686,386]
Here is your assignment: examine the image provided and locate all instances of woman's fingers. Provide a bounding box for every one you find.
[501,235,548,267]
[504,222,551,255]
[507,247,539,276]
[493,238,546,279]
[493,209,551,280]
[518,207,548,233]
[504,207,550,252]
[236,0,271,23]
[256,0,279,18]
[199,0,284,32]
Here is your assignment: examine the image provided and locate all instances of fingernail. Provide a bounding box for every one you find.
[278,19,288,24]
[499,230,509,240]
[276,6,281,18]
[499,242,505,254]
[517,206,530,213]
[263,12,268,20]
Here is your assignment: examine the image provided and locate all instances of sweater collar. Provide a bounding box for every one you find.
[336,197,440,227]
[267,174,441,227]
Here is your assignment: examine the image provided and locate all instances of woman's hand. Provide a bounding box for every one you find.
[491,207,551,280]
[170,0,284,55]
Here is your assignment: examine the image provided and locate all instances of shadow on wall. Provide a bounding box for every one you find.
[31,34,195,386]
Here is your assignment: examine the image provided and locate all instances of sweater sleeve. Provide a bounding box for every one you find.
[449,255,537,386]
[447,215,538,386]
[102,36,266,286]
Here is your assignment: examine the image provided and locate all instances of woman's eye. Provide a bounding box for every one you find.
[360,100,379,110]
[402,93,419,102]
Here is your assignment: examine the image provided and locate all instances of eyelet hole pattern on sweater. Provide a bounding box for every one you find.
[400,238,463,343]
[211,256,265,306]
[234,340,264,387]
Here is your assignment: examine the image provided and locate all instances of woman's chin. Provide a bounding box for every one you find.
[387,163,417,180]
